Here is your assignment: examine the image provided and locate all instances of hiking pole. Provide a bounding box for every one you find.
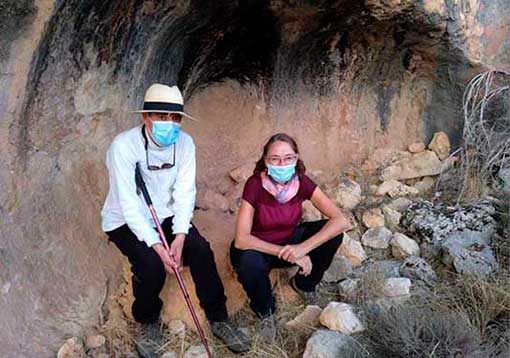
[135,162,213,358]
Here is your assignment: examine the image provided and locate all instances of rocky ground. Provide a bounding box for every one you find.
[57,132,509,357]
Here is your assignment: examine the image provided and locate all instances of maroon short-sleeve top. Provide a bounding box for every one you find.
[242,173,318,245]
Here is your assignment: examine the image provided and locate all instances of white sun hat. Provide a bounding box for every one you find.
[132,83,196,120]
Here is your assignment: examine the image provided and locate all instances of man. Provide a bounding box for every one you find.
[101,83,250,357]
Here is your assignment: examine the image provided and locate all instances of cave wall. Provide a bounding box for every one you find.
[0,0,509,356]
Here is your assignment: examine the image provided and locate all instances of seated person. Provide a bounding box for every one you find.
[230,133,353,341]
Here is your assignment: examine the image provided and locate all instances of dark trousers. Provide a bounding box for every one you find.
[106,217,228,323]
[230,220,343,317]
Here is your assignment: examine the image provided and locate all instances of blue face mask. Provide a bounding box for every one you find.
[267,163,296,183]
[151,121,181,147]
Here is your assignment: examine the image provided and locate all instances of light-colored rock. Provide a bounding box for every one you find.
[390,233,420,259]
[408,142,426,153]
[196,190,229,212]
[319,302,364,334]
[338,279,359,297]
[162,352,177,358]
[361,227,393,249]
[353,260,401,279]
[383,277,411,298]
[330,179,362,210]
[382,205,401,229]
[322,255,353,282]
[337,233,367,267]
[183,345,208,358]
[57,337,86,358]
[302,330,363,358]
[84,334,106,349]
[380,150,450,181]
[388,183,419,198]
[399,257,437,286]
[303,200,323,221]
[168,319,186,339]
[441,231,498,276]
[285,305,322,329]
[229,163,254,183]
[413,176,436,193]
[387,197,413,211]
[362,208,385,228]
[428,131,451,160]
[376,179,407,196]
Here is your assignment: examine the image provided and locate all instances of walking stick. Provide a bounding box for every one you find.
[135,162,213,358]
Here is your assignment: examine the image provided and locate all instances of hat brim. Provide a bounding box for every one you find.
[131,110,197,121]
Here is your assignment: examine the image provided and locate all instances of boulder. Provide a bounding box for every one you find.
[338,279,359,297]
[376,179,418,197]
[337,234,367,267]
[382,205,401,229]
[413,176,436,194]
[387,197,413,212]
[408,142,426,153]
[383,277,411,298]
[353,260,402,279]
[380,150,452,181]
[361,227,393,249]
[428,131,451,160]
[322,255,353,283]
[329,179,362,210]
[319,302,364,334]
[390,233,420,259]
[399,256,437,286]
[362,208,385,228]
[303,330,364,358]
[441,231,498,276]
[285,305,322,329]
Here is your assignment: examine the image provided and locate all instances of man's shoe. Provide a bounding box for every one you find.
[290,276,320,306]
[135,321,164,358]
[256,313,277,343]
[210,320,251,353]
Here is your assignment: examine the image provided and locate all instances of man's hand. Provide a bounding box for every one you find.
[169,234,186,272]
[295,255,312,276]
[278,244,308,263]
[152,243,178,273]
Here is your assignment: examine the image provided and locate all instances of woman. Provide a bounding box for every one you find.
[230,133,353,341]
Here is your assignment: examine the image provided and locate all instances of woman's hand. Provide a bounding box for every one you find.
[295,255,312,276]
[278,244,308,263]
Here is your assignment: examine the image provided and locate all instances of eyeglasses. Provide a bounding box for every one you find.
[141,125,175,170]
[266,155,298,166]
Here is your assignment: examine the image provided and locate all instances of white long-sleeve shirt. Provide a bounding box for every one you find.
[101,124,196,247]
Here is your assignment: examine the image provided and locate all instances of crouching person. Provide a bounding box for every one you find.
[230,133,353,342]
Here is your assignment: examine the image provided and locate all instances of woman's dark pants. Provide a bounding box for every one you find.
[230,220,343,317]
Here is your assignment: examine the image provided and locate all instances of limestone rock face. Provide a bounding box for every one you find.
[1,0,509,356]
[57,338,86,358]
[196,190,230,212]
[428,131,451,160]
[319,302,364,334]
[229,163,255,184]
[408,142,426,153]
